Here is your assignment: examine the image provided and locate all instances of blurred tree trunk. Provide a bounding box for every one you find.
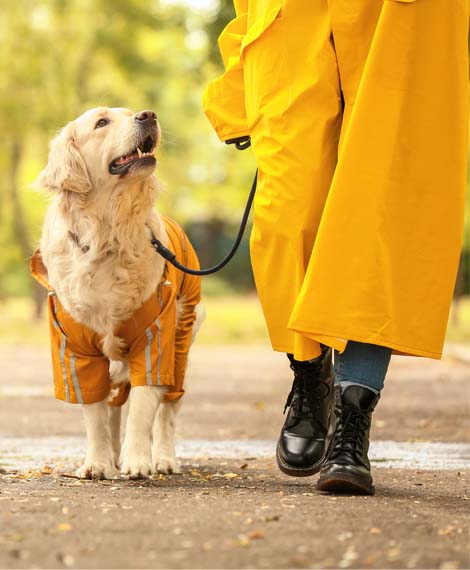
[8,138,46,319]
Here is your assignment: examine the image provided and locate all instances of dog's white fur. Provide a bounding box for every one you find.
[36,107,203,479]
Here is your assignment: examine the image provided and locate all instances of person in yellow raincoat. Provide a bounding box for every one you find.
[203,0,469,494]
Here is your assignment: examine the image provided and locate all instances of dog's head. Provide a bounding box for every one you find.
[35,107,160,195]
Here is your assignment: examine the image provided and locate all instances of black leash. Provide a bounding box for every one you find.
[151,170,257,276]
[150,136,256,276]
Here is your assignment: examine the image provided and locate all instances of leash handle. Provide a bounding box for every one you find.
[151,171,258,276]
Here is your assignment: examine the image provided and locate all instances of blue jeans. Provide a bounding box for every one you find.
[333,341,392,394]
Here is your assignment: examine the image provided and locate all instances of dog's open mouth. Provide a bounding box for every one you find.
[109,134,157,175]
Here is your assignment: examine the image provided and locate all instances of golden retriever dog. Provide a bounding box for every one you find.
[33,107,204,479]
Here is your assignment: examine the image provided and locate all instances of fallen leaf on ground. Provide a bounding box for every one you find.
[58,473,81,479]
[223,473,240,479]
[438,526,457,536]
[262,515,281,522]
[234,534,250,548]
[248,530,265,540]
[387,547,401,561]
[56,523,73,533]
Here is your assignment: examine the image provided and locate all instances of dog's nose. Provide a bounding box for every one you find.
[135,110,157,125]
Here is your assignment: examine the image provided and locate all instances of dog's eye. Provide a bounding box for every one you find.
[95,118,110,129]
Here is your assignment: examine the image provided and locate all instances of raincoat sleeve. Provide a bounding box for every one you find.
[202,0,250,142]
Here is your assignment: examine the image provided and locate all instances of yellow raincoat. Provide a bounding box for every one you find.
[203,0,469,361]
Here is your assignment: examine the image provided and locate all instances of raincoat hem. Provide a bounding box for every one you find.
[288,325,442,360]
[215,126,251,143]
[270,343,323,362]
[163,390,185,403]
[130,373,172,387]
[54,387,111,405]
[54,372,178,405]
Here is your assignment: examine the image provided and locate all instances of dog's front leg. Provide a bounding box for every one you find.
[152,399,182,474]
[109,406,122,466]
[76,401,118,480]
[121,386,165,479]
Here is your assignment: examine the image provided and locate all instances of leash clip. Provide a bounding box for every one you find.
[150,236,177,262]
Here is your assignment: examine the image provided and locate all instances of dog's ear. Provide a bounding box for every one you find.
[34,124,92,194]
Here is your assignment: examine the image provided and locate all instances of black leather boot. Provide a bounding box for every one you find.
[276,347,336,477]
[316,384,380,495]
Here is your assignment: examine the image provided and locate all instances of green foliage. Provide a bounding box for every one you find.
[0,0,256,300]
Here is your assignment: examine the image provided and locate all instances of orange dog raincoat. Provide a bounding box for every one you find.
[31,217,201,406]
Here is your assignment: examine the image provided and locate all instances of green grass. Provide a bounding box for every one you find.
[0,295,469,348]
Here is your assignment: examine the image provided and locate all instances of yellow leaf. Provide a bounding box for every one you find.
[56,523,73,533]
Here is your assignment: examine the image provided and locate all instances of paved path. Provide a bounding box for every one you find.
[0,344,469,569]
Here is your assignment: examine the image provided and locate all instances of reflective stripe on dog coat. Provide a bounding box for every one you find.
[31,217,201,406]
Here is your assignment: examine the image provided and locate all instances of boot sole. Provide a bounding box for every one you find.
[316,472,375,495]
[276,442,325,477]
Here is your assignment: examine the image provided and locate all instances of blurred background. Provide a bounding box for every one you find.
[0,0,469,348]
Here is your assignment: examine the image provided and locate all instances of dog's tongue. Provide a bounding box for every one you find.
[115,150,138,166]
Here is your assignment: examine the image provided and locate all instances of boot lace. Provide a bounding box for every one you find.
[283,361,331,436]
[329,403,371,465]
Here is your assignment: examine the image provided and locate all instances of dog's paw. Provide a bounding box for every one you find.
[76,461,118,480]
[153,456,180,475]
[121,456,152,479]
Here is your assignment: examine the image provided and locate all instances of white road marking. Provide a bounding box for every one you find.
[0,437,469,471]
